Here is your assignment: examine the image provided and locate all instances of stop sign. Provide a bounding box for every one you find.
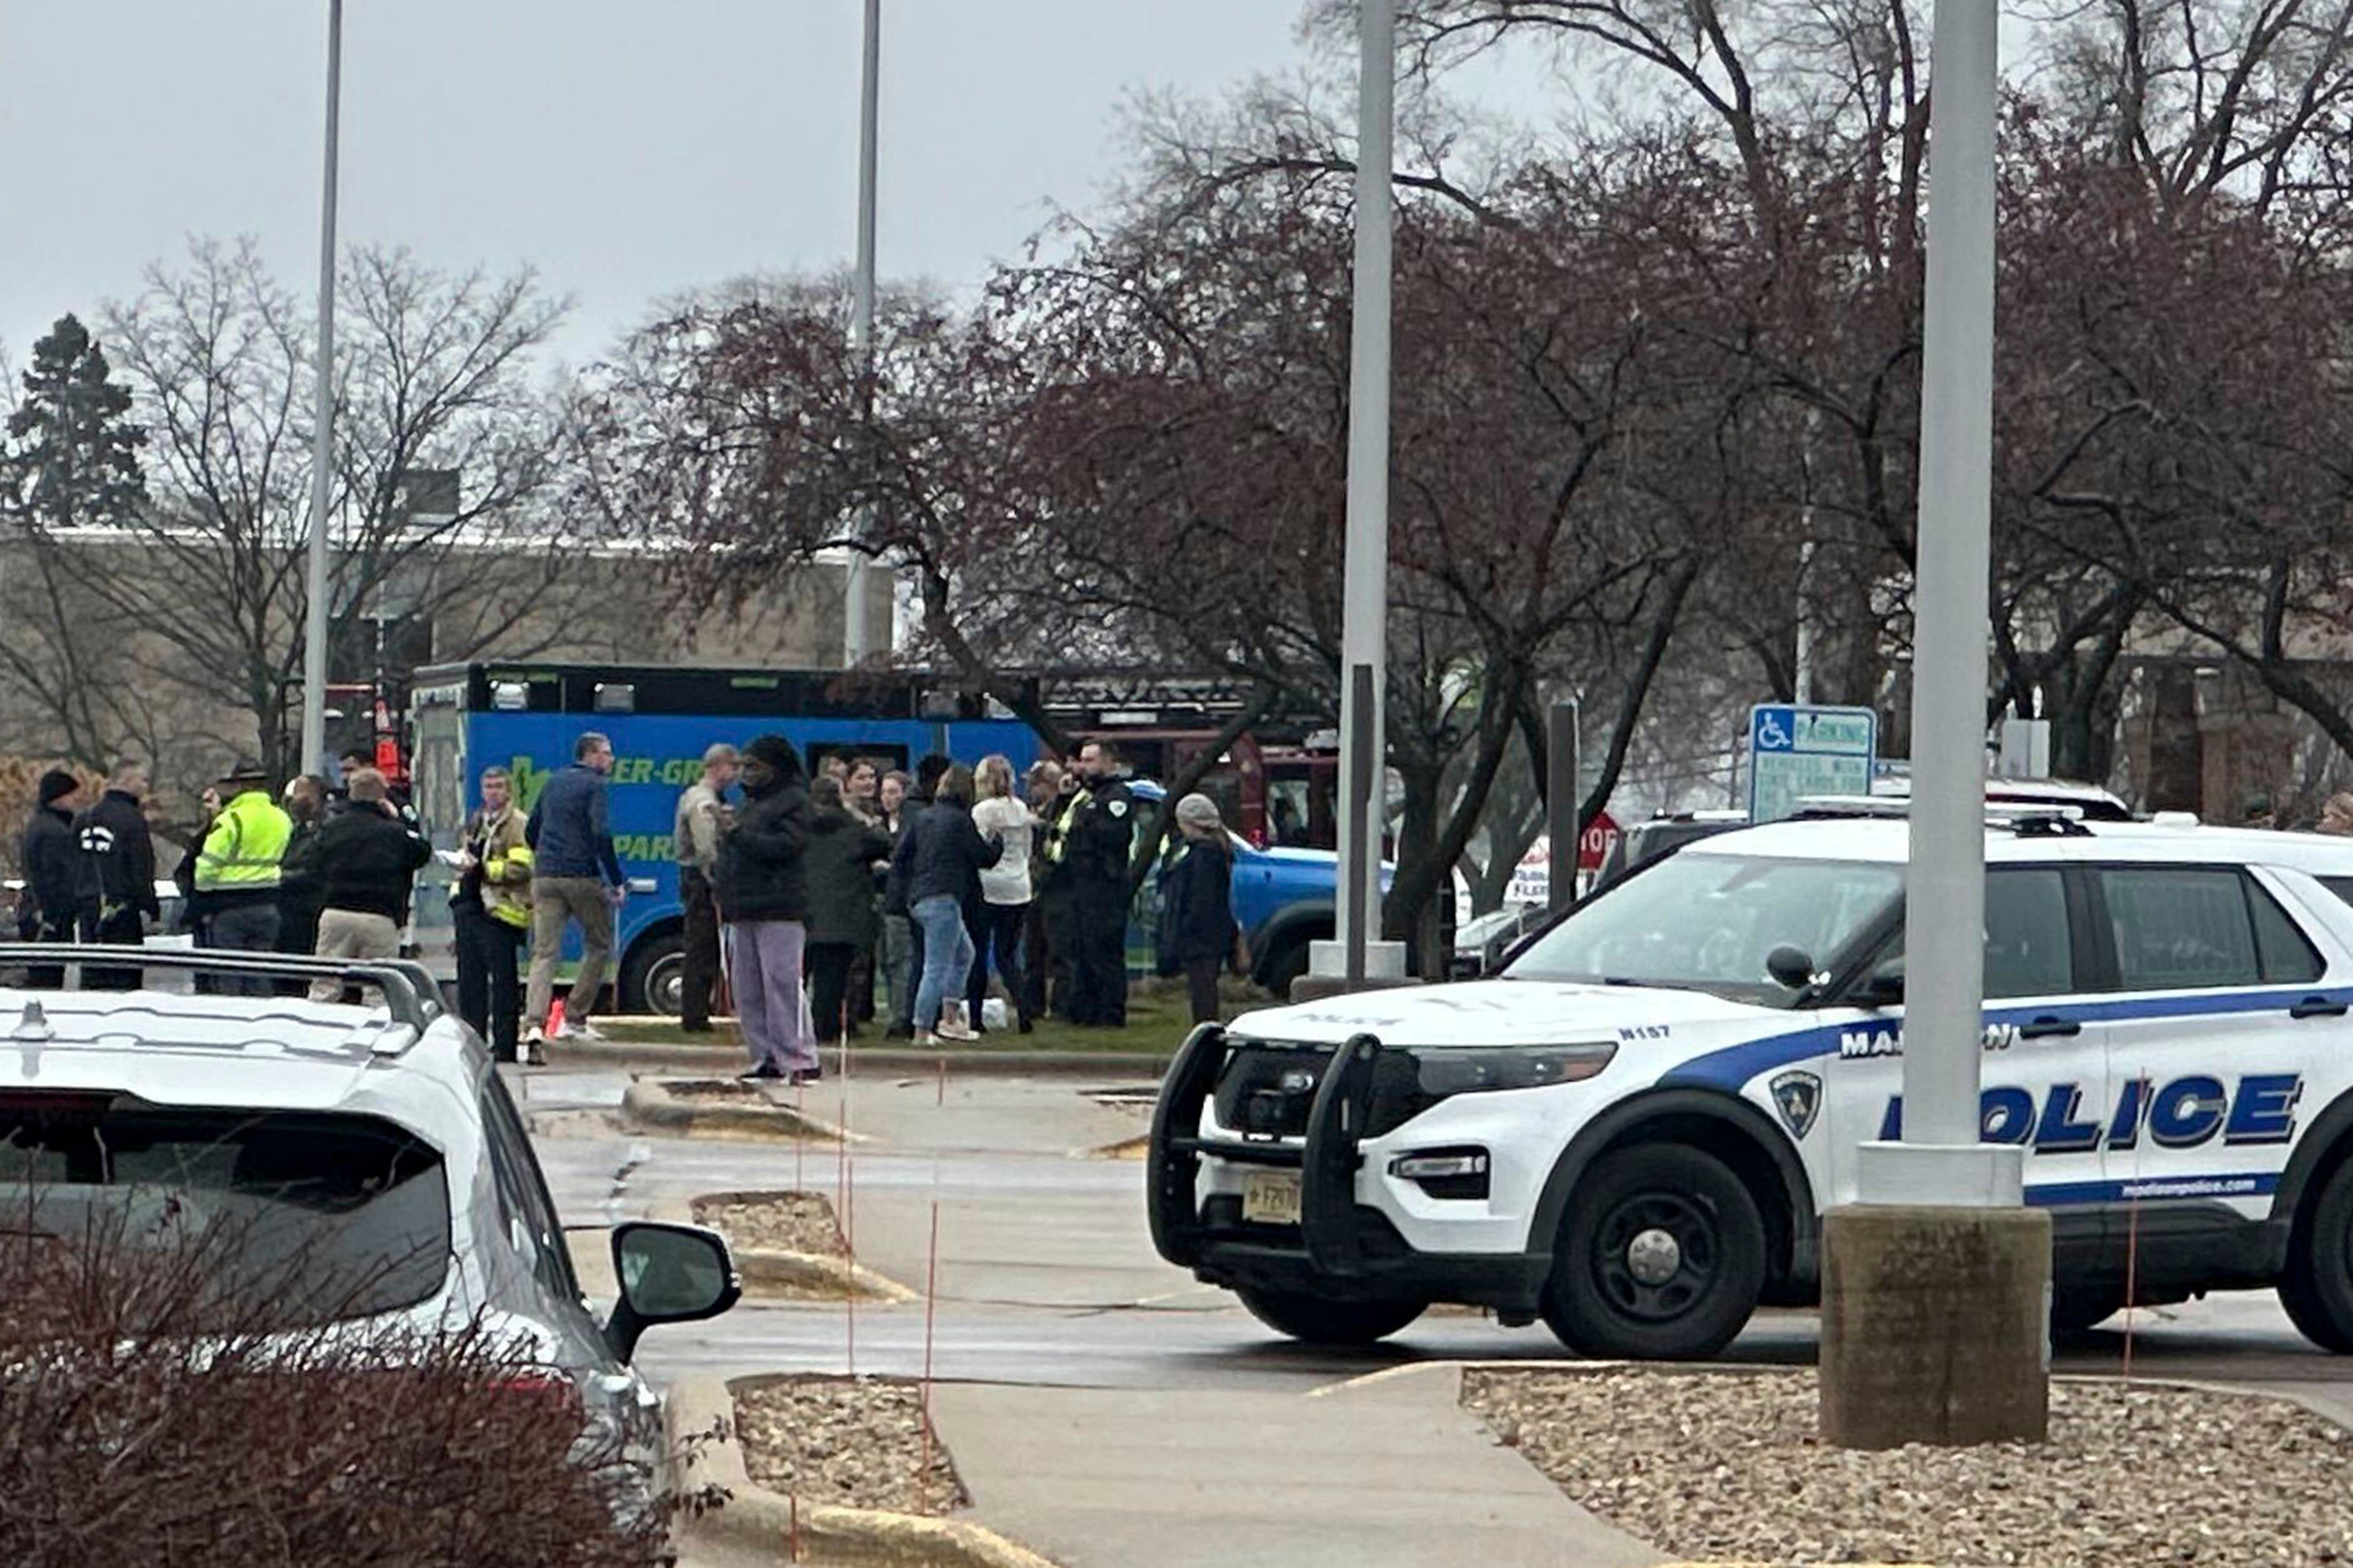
[1577,809,1620,872]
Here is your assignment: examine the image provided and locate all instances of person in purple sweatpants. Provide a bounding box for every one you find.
[715,734,817,1083]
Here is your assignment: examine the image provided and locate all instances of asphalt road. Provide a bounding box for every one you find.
[518,1067,2353,1401]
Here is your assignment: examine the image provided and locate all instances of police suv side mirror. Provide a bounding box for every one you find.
[1765,944,1817,992]
[1856,957,1906,1009]
[604,1221,741,1363]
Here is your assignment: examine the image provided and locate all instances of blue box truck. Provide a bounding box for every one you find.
[407,662,1041,1013]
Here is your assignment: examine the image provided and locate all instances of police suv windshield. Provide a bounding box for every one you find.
[1504,851,1901,1005]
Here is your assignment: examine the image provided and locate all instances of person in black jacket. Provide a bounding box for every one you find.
[902,765,1003,1044]
[276,774,329,968]
[1157,793,1239,1025]
[73,759,160,990]
[883,754,954,1041]
[17,769,83,987]
[1062,741,1137,1026]
[716,734,816,1082]
[307,768,431,1001]
[802,775,893,1045]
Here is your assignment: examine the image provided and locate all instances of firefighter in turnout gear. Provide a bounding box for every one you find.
[1060,740,1136,1027]
[195,758,293,988]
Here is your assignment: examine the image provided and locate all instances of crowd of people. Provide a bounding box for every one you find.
[650,732,1238,1081]
[8,752,431,999]
[9,729,1246,1072]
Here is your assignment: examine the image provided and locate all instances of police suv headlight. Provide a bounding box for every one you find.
[1409,1044,1617,1097]
[1390,1147,1491,1200]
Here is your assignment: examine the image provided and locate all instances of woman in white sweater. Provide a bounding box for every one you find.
[968,754,1039,1033]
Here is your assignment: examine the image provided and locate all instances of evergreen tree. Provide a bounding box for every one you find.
[5,313,145,530]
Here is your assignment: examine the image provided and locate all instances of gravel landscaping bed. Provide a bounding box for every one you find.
[690,1190,846,1256]
[1465,1367,2353,1567]
[735,1376,964,1516]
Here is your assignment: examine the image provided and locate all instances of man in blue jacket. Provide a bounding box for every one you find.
[524,732,626,1057]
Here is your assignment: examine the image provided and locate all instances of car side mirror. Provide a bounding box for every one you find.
[604,1221,741,1363]
[1765,944,1818,992]
[1857,957,1906,1008]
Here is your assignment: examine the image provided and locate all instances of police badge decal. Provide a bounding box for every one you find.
[1770,1070,1822,1139]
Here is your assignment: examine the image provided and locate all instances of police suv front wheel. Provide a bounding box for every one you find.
[1236,1288,1427,1347]
[2279,1157,2353,1353]
[1541,1143,1767,1361]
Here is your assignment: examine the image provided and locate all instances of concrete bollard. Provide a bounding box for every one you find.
[1819,1204,2051,1449]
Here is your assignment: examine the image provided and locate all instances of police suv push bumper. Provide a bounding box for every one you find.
[1147,1023,1553,1310]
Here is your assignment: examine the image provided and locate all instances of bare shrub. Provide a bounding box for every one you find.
[0,1187,709,1566]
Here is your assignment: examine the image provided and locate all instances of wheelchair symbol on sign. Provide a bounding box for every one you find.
[1757,714,1793,750]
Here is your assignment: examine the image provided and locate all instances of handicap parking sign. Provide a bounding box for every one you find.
[1747,705,1877,823]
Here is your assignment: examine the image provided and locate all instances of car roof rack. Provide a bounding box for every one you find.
[0,945,442,1049]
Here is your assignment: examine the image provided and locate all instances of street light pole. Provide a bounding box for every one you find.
[1818,0,2049,1450]
[842,0,881,667]
[299,0,343,778]
[1299,0,1409,999]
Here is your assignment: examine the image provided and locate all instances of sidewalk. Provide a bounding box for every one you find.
[551,1032,1174,1080]
[928,1365,1664,1568]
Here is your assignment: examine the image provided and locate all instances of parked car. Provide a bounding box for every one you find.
[1450,905,1545,979]
[0,943,739,1518]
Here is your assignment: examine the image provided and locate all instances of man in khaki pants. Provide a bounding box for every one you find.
[308,768,431,1002]
[524,733,626,1059]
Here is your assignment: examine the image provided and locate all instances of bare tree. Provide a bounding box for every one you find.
[6,240,585,781]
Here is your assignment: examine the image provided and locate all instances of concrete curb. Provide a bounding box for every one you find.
[560,1035,1174,1079]
[655,1196,916,1304]
[669,1377,1061,1568]
[621,1078,862,1143]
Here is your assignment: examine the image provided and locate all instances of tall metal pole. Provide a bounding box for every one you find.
[299,0,344,777]
[1897,0,2000,1157]
[1337,0,1394,962]
[842,0,881,666]
[1820,0,2042,1455]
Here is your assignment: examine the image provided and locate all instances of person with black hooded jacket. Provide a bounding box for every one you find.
[17,769,82,987]
[17,770,81,944]
[882,754,954,1040]
[803,775,893,1043]
[73,761,160,970]
[715,734,816,1082]
[902,764,1002,1044]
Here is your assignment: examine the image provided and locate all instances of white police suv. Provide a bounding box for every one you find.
[0,945,740,1508]
[1148,812,2353,1359]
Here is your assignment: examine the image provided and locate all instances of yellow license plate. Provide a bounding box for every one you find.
[1242,1170,1303,1226]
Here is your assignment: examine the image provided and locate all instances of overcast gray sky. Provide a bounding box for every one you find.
[0,1,1422,371]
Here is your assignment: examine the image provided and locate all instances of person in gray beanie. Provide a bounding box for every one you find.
[1156,792,1239,1025]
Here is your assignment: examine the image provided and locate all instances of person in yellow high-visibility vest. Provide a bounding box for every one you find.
[455,765,534,1062]
[195,758,293,994]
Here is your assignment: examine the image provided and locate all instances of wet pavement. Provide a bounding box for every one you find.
[515,1065,2353,1403]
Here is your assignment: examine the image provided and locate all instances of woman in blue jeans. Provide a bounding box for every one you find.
[900,764,1002,1044]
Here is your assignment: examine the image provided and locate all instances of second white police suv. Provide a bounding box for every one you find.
[1147,810,2353,1358]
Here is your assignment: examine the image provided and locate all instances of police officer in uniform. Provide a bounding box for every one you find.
[1062,740,1136,1027]
[195,758,294,993]
[1035,763,1085,1020]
